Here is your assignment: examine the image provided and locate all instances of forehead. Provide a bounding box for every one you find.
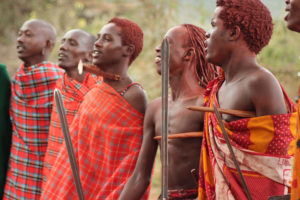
[212,6,223,21]
[20,21,42,33]
[165,26,187,42]
[98,23,121,36]
[63,30,88,43]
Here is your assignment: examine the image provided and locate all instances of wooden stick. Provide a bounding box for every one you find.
[78,60,120,81]
[187,106,255,118]
[154,132,203,140]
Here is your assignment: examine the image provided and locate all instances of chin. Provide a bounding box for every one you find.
[287,22,300,33]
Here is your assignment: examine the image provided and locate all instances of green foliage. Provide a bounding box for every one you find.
[1,0,300,100]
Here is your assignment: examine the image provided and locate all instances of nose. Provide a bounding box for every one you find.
[59,41,67,51]
[285,0,290,4]
[17,33,24,43]
[205,31,210,39]
[155,44,161,53]
[94,37,103,48]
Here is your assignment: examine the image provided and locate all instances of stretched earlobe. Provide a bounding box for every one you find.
[85,51,93,63]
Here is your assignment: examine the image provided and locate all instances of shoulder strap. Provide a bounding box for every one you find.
[119,82,143,96]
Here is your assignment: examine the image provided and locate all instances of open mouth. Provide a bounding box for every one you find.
[58,53,67,58]
[17,45,25,53]
[93,50,102,57]
[155,56,161,63]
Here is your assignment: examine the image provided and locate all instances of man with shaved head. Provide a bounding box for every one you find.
[41,29,101,195]
[3,19,63,200]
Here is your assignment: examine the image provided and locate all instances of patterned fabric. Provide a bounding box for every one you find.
[158,189,198,200]
[198,74,297,200]
[4,62,63,200]
[41,72,101,191]
[0,63,12,199]
[41,81,149,200]
[291,101,300,199]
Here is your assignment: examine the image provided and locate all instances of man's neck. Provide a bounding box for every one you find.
[97,61,130,85]
[65,68,87,83]
[169,64,205,101]
[221,49,257,83]
[23,56,48,67]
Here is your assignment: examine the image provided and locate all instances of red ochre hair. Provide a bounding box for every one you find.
[183,24,218,87]
[108,17,143,65]
[216,0,273,54]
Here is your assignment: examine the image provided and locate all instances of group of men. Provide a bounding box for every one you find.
[1,0,300,199]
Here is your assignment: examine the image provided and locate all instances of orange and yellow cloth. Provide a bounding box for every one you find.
[198,75,297,200]
[41,72,101,191]
[291,100,300,199]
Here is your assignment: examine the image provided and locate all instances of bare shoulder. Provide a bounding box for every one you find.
[145,97,161,117]
[247,66,287,115]
[123,84,148,114]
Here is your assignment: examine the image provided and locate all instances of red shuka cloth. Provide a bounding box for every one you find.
[198,74,297,200]
[41,82,149,200]
[4,62,63,200]
[41,73,101,191]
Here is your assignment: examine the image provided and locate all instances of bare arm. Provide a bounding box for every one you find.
[119,101,159,200]
[250,69,287,116]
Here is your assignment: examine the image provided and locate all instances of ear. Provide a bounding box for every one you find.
[183,47,195,61]
[123,44,135,57]
[45,39,54,49]
[229,25,241,41]
[82,51,93,63]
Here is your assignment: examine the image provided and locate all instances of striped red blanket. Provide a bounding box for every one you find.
[41,81,149,199]
[4,61,63,200]
[198,75,297,200]
[41,72,101,192]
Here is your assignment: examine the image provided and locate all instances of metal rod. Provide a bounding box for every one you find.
[161,38,170,200]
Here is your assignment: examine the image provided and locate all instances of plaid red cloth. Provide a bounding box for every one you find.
[41,81,149,200]
[41,72,101,191]
[198,74,297,200]
[4,61,63,200]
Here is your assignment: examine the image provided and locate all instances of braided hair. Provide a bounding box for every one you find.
[183,24,218,87]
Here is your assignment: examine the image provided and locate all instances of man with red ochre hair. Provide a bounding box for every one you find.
[285,0,300,198]
[199,0,297,199]
[40,17,148,200]
[119,24,218,200]
[41,29,101,194]
[4,19,63,200]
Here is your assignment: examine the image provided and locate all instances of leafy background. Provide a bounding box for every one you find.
[1,0,300,198]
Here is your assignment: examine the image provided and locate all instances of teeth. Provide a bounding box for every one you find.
[78,59,83,75]
[155,57,161,62]
[58,53,66,58]
[93,50,101,55]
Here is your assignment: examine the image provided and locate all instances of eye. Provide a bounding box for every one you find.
[103,35,112,41]
[70,40,77,46]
